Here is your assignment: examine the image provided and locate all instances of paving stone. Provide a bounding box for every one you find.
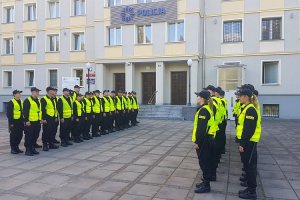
[84,168,115,179]
[16,182,56,195]
[149,167,175,176]
[290,180,300,190]
[140,174,170,184]
[66,177,100,189]
[44,186,84,199]
[127,184,160,197]
[156,187,189,200]
[123,165,149,173]
[193,193,226,200]
[118,194,152,200]
[0,168,23,178]
[0,194,28,200]
[37,174,70,186]
[0,178,28,190]
[166,176,194,188]
[172,168,198,178]
[111,171,141,181]
[264,188,298,200]
[81,190,116,200]
[261,179,292,189]
[97,181,129,193]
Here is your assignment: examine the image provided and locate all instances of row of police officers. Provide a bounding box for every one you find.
[192,84,261,199]
[6,85,140,156]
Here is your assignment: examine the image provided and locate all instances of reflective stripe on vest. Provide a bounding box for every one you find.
[116,96,123,110]
[84,98,92,113]
[192,105,215,143]
[12,99,23,120]
[108,96,116,112]
[44,96,56,117]
[236,104,261,142]
[93,96,101,113]
[220,98,228,120]
[28,97,42,121]
[61,96,72,118]
[102,97,110,112]
[75,100,83,117]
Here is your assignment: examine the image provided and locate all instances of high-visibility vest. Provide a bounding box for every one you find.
[132,97,139,109]
[192,105,216,143]
[75,100,83,117]
[11,98,23,120]
[43,96,56,117]
[127,97,132,109]
[61,96,72,119]
[236,103,261,142]
[220,97,228,120]
[108,96,116,112]
[71,92,77,102]
[102,97,111,112]
[83,98,92,114]
[122,96,128,109]
[116,96,123,110]
[233,100,241,116]
[93,96,102,114]
[28,97,42,121]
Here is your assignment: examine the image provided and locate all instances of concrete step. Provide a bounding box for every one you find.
[138,105,185,120]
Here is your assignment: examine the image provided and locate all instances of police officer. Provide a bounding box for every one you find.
[73,94,84,143]
[23,87,42,156]
[216,87,227,155]
[236,88,261,199]
[91,90,102,137]
[122,92,130,128]
[57,88,73,147]
[108,91,116,132]
[193,90,216,193]
[101,90,111,134]
[131,91,139,126]
[41,87,59,151]
[6,90,24,154]
[53,88,60,144]
[82,92,93,140]
[115,91,124,131]
[71,85,81,102]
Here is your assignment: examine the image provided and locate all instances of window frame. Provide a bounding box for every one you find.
[136,24,152,44]
[222,19,243,43]
[2,37,14,55]
[261,60,281,86]
[72,0,86,16]
[260,16,284,41]
[107,0,122,7]
[48,68,59,88]
[71,32,85,51]
[3,6,15,23]
[24,3,37,21]
[137,0,152,4]
[107,26,122,46]
[166,20,185,43]
[2,70,13,88]
[48,0,60,19]
[24,69,35,87]
[46,34,60,52]
[24,36,36,53]
[72,68,84,87]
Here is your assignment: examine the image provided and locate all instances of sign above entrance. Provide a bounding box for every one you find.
[110,0,177,26]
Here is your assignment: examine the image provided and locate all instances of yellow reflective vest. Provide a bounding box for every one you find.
[28,97,42,121]
[233,100,241,116]
[75,100,83,117]
[220,97,228,121]
[93,96,102,114]
[108,96,116,112]
[122,96,128,110]
[11,98,23,120]
[132,97,139,110]
[127,97,133,110]
[84,98,92,114]
[102,97,111,113]
[61,96,73,119]
[116,96,124,110]
[43,96,56,117]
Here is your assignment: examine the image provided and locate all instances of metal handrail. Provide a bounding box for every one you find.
[148,91,158,105]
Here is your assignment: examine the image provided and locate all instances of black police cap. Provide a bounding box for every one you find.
[203,85,216,92]
[195,90,211,100]
[13,90,22,95]
[31,87,41,92]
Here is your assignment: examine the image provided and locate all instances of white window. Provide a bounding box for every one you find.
[137,25,151,44]
[73,69,83,86]
[108,27,122,46]
[25,3,37,21]
[73,0,86,16]
[24,36,36,53]
[138,0,152,3]
[3,71,12,87]
[3,38,14,55]
[72,33,85,51]
[223,20,242,43]
[108,0,121,7]
[47,34,59,52]
[3,6,15,23]
[25,70,35,87]
[168,21,184,42]
[262,61,279,84]
[48,1,60,19]
[49,69,58,87]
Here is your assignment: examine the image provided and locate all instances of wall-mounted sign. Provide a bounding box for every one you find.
[111,0,177,26]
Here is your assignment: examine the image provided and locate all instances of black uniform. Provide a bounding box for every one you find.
[72,100,84,142]
[101,96,111,134]
[57,96,73,146]
[82,98,93,139]
[91,96,102,137]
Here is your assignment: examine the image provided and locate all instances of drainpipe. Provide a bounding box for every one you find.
[202,0,206,88]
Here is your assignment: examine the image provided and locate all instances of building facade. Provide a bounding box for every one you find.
[0,0,300,119]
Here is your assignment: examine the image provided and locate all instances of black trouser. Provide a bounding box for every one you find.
[9,119,24,148]
[92,113,101,135]
[124,111,129,126]
[101,112,110,131]
[84,113,92,137]
[73,117,84,140]
[132,109,138,124]
[220,120,227,154]
[24,121,41,149]
[109,112,115,130]
[241,141,257,189]
[42,117,55,145]
[214,129,222,165]
[53,119,59,143]
[59,118,72,142]
[196,136,215,182]
[115,110,123,129]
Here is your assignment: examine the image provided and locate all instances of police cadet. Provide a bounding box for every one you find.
[82,92,93,140]
[23,87,42,156]
[41,87,59,151]
[235,88,261,199]
[101,90,111,134]
[115,91,124,131]
[6,90,24,154]
[91,90,102,137]
[122,92,130,128]
[108,91,116,132]
[192,90,216,194]
[71,85,81,102]
[73,94,84,143]
[57,88,73,147]
[131,91,140,126]
[127,92,134,126]
[217,87,228,155]
[233,95,241,127]
[53,88,60,144]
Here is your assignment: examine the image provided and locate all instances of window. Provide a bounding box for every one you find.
[73,69,83,86]
[48,1,60,18]
[108,27,122,46]
[73,0,86,16]
[3,6,14,23]
[263,104,279,118]
[218,64,243,90]
[262,17,282,40]
[3,71,12,87]
[72,33,85,51]
[262,61,279,84]
[168,21,184,42]
[108,0,121,7]
[137,25,151,44]
[24,36,36,53]
[25,70,35,87]
[223,20,242,43]
[3,38,14,55]
[25,3,36,21]
[47,34,59,52]
[138,0,152,3]
[49,69,58,87]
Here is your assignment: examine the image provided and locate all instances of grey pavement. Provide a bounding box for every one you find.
[0,117,299,200]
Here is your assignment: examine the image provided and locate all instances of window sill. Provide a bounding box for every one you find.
[261,83,280,86]
[135,43,152,46]
[23,53,37,55]
[23,20,37,22]
[45,51,60,53]
[25,86,35,88]
[2,22,15,24]
[2,86,12,88]
[46,17,60,20]
[70,50,86,52]
[165,41,186,44]
[1,54,14,56]
[70,15,86,18]
[104,45,123,47]
[260,39,284,42]
[222,41,244,44]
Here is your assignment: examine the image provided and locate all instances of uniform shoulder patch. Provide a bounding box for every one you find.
[245,115,254,120]
[199,115,206,119]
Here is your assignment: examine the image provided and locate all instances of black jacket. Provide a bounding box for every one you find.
[195,105,211,145]
[240,106,258,148]
[6,99,23,124]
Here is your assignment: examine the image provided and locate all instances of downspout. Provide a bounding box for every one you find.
[202,0,206,88]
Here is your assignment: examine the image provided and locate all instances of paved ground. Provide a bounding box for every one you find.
[0,117,299,200]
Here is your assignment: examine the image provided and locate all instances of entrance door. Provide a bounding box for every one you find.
[142,72,156,104]
[224,90,236,120]
[171,71,187,105]
[114,73,125,92]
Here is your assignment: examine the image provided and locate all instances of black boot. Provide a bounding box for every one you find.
[239,188,257,199]
[66,140,73,145]
[43,144,49,151]
[31,147,39,155]
[240,176,247,182]
[240,181,248,187]
[54,139,60,144]
[11,147,19,154]
[239,188,249,195]
[195,182,205,188]
[61,140,68,147]
[16,146,24,153]
[34,143,42,148]
[194,181,210,193]
[25,148,33,156]
[49,143,59,149]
